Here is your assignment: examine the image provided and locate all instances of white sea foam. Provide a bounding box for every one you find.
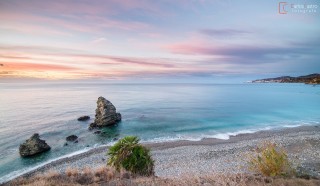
[142,123,313,142]
[143,136,183,143]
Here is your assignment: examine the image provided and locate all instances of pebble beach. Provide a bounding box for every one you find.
[11,125,320,182]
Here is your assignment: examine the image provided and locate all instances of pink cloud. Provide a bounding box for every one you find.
[0,46,227,80]
[165,42,219,55]
[0,0,113,16]
[2,62,79,71]
[0,11,94,34]
[0,6,151,35]
[0,45,177,68]
[92,37,108,44]
[0,22,71,36]
[84,15,150,31]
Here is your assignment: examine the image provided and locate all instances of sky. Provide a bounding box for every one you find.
[0,0,319,82]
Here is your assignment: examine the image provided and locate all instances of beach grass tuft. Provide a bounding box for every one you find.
[249,142,294,177]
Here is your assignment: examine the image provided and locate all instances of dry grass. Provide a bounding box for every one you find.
[249,142,294,177]
[136,174,320,186]
[65,167,79,177]
[4,167,319,186]
[6,166,122,186]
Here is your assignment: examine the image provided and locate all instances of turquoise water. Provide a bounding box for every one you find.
[0,82,319,182]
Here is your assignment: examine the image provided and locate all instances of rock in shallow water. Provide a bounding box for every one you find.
[66,135,78,142]
[93,130,102,134]
[19,133,51,157]
[89,97,121,129]
[77,116,90,121]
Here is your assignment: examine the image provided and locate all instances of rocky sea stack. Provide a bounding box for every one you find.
[89,97,121,130]
[19,133,51,157]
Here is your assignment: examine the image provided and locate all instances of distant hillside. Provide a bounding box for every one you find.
[252,73,320,84]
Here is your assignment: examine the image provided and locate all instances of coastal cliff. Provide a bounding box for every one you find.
[252,73,320,84]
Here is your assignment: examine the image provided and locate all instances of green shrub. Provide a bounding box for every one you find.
[249,142,294,177]
[107,136,154,176]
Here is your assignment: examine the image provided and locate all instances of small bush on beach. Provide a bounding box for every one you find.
[107,136,154,176]
[249,142,294,177]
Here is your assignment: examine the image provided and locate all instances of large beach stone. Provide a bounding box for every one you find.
[89,97,121,129]
[19,133,51,157]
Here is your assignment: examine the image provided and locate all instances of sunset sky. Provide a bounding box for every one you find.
[0,0,319,82]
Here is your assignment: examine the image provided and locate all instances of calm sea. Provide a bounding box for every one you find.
[0,82,319,182]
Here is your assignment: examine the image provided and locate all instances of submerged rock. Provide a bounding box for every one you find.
[88,123,95,130]
[78,116,90,121]
[19,133,51,157]
[93,130,102,134]
[66,135,78,142]
[89,97,121,129]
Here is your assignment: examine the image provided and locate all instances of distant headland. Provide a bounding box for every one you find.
[251,73,320,84]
